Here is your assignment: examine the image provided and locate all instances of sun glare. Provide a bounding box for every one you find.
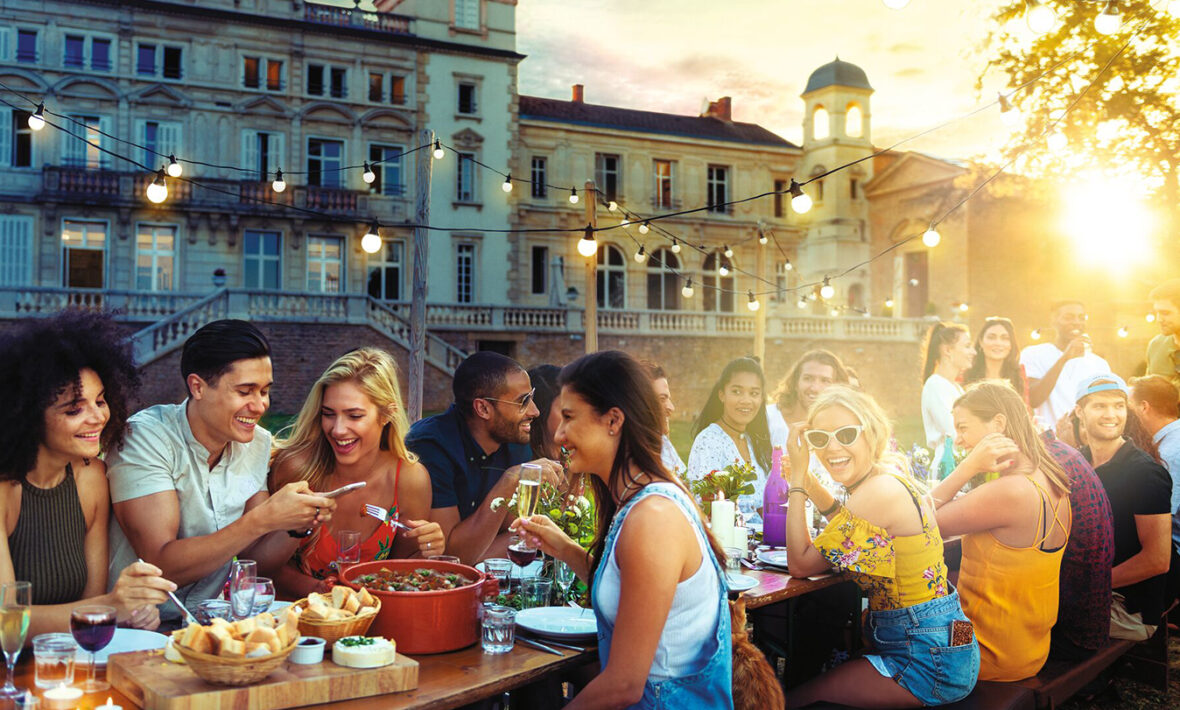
[1059,177,1154,270]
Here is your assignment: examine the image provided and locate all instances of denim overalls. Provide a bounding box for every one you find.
[591,483,734,709]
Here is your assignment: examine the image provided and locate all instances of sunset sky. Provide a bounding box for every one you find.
[516,0,1018,160]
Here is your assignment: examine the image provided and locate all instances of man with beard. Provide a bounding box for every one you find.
[1076,374,1172,641]
[644,362,684,475]
[1021,300,1110,433]
[408,352,563,564]
[1146,280,1180,391]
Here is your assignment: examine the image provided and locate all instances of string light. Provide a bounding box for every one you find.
[820,277,835,299]
[922,228,941,248]
[1095,1,1122,34]
[432,140,445,160]
[1147,313,1157,323]
[885,298,895,309]
[1026,0,1057,34]
[166,154,183,178]
[718,263,730,277]
[909,278,920,287]
[577,224,598,258]
[958,302,969,312]
[638,221,650,235]
[362,162,376,184]
[789,179,812,214]
[747,291,761,312]
[723,244,734,258]
[797,297,808,310]
[27,102,44,131]
[830,307,840,317]
[997,92,1021,127]
[681,278,695,298]
[145,169,168,204]
[1117,326,1129,338]
[784,259,793,271]
[619,219,631,229]
[671,239,681,254]
[361,221,382,254]
[634,245,647,263]
[607,201,618,212]
[758,232,768,245]
[271,169,286,193]
[1030,328,1042,340]
[502,174,513,193]
[569,188,579,205]
[1046,129,1068,151]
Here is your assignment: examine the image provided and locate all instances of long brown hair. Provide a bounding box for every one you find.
[954,381,1070,495]
[922,321,969,382]
[559,351,725,589]
[773,349,849,413]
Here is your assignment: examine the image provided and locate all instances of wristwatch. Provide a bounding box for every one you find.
[287,528,313,538]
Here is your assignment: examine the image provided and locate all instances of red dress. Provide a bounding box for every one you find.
[293,461,402,582]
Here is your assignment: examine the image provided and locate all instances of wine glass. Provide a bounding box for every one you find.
[553,560,575,604]
[0,581,31,698]
[516,463,543,551]
[506,535,537,590]
[229,559,257,620]
[248,577,276,616]
[69,604,116,692]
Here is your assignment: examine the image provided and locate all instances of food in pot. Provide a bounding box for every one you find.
[332,635,397,668]
[351,567,474,592]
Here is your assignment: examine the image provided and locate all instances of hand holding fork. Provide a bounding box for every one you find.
[364,504,446,558]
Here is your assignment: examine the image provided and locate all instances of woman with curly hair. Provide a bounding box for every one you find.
[962,317,1029,404]
[0,311,175,637]
[266,348,444,596]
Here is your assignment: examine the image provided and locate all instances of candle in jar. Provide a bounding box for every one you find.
[102,697,123,710]
[710,499,735,551]
[41,686,82,709]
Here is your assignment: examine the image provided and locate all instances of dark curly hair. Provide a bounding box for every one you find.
[0,311,140,481]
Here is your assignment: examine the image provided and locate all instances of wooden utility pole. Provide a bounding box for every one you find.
[754,224,767,363]
[583,179,598,353]
[408,128,433,422]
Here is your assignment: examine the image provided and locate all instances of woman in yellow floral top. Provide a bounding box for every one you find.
[783,387,979,708]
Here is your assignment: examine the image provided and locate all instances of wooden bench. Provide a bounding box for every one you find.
[805,680,1035,710]
[1010,638,1135,709]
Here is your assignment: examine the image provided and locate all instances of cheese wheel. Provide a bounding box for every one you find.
[164,638,186,664]
[332,636,396,668]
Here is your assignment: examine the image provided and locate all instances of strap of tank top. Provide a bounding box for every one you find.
[886,472,933,532]
[393,459,402,510]
[1026,476,1069,551]
[606,482,710,564]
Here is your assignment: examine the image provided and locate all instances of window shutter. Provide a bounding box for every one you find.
[135,119,148,166]
[0,216,32,286]
[271,133,286,175]
[0,108,11,168]
[160,121,181,161]
[0,28,11,62]
[62,117,84,167]
[241,131,258,176]
[98,116,112,168]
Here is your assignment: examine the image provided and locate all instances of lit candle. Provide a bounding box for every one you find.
[101,697,123,710]
[41,686,82,709]
[710,498,735,551]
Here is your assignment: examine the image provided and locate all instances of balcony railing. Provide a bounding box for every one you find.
[303,3,413,35]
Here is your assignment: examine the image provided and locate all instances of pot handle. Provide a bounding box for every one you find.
[480,575,500,600]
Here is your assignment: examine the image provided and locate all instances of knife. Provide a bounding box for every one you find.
[517,637,565,656]
[533,638,587,652]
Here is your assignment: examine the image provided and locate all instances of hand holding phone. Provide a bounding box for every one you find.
[322,481,367,498]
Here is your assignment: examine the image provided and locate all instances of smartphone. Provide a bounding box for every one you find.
[322,481,367,498]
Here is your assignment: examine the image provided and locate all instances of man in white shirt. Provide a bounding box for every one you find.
[645,362,685,475]
[1020,301,1111,432]
[107,320,335,621]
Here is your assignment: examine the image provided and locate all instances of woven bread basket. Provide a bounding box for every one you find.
[174,638,298,686]
[292,596,380,644]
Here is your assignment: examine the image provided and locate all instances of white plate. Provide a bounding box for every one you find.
[515,606,597,641]
[267,600,292,614]
[725,573,759,592]
[757,549,788,569]
[77,628,168,665]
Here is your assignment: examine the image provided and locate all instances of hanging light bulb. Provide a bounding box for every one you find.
[747,291,760,312]
[27,102,45,131]
[882,0,910,8]
[1147,313,1157,323]
[723,244,734,258]
[501,174,513,193]
[797,297,808,310]
[271,169,286,193]
[607,200,618,212]
[1046,129,1068,152]
[145,169,168,204]
[1026,0,1057,34]
[577,225,598,258]
[1095,1,1121,34]
[1117,326,1129,338]
[820,277,835,300]
[619,219,631,229]
[432,140,445,160]
[789,179,812,214]
[634,245,647,263]
[361,221,382,254]
[959,302,969,312]
[568,188,579,205]
[671,239,681,254]
[1030,328,1042,340]
[718,263,730,277]
[885,298,895,309]
[362,162,376,184]
[922,228,941,248]
[758,232,768,245]
[638,221,650,235]
[997,92,1022,127]
[784,259,793,271]
[830,307,840,317]
[681,278,695,299]
[166,154,183,178]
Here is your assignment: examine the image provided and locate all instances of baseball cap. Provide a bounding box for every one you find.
[1075,373,1129,403]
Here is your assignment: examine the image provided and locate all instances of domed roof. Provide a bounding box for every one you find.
[803,57,873,94]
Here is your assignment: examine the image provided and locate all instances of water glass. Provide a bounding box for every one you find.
[31,634,75,689]
[248,577,275,616]
[724,547,744,574]
[483,558,512,590]
[521,577,552,609]
[335,530,362,571]
[195,599,232,625]
[228,559,257,620]
[480,605,516,654]
[434,555,461,565]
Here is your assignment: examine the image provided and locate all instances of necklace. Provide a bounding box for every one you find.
[844,468,878,496]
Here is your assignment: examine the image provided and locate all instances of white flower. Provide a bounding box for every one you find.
[490,497,505,511]
[577,496,591,511]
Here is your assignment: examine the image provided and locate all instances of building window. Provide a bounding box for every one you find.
[307,64,347,98]
[531,245,548,295]
[64,35,84,68]
[773,179,787,218]
[330,67,347,98]
[62,115,109,169]
[813,106,830,140]
[456,152,476,202]
[0,215,33,286]
[457,82,478,115]
[646,248,680,311]
[367,240,404,300]
[846,103,864,138]
[136,43,183,79]
[456,242,475,303]
[61,219,107,289]
[307,235,343,293]
[390,75,406,104]
[243,230,281,290]
[850,178,859,200]
[454,0,480,29]
[64,34,111,72]
[244,57,283,91]
[368,144,404,196]
[368,72,383,102]
[702,250,734,313]
[367,72,408,104]
[816,179,825,202]
[138,120,182,169]
[653,159,675,210]
[596,245,626,310]
[0,108,34,167]
[16,30,37,63]
[595,153,621,202]
[242,130,285,181]
[530,157,547,199]
[135,224,175,291]
[307,138,344,188]
[707,165,729,213]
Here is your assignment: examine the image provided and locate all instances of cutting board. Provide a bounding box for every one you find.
[109,649,418,709]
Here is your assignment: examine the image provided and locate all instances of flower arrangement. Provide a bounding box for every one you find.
[678,460,757,515]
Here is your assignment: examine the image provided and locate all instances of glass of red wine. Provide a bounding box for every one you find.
[507,535,538,590]
[70,605,116,692]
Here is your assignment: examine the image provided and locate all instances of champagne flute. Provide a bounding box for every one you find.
[515,463,543,551]
[553,560,575,604]
[69,604,116,692]
[229,559,258,620]
[0,581,31,698]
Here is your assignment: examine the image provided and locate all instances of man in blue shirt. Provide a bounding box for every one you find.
[1129,375,1180,602]
[408,352,563,564]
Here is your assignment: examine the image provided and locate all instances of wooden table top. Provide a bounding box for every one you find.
[737,567,849,609]
[11,641,595,710]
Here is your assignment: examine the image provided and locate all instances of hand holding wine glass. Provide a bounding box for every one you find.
[70,604,116,692]
[0,581,30,698]
[515,463,543,550]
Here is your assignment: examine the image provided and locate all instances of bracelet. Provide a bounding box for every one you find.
[788,487,809,497]
[818,501,840,518]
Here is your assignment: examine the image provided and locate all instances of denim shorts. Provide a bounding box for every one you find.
[863,590,980,706]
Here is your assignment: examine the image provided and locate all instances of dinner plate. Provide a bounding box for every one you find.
[757,549,788,569]
[78,628,168,665]
[515,606,598,641]
[725,573,759,592]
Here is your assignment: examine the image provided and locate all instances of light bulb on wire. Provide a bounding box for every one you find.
[885,298,895,309]
[681,279,695,299]
[1095,1,1121,34]
[759,232,768,245]
[634,245,647,263]
[638,221,650,235]
[1026,0,1057,33]
[432,140,445,160]
[1147,313,1157,323]
[27,103,45,131]
[1030,328,1042,340]
[723,244,734,258]
[145,169,168,204]
[820,277,835,300]
[502,174,513,193]
[361,222,382,254]
[1117,326,1129,338]
[922,228,941,248]
[789,179,812,214]
[577,225,598,258]
[997,92,1021,127]
[671,239,681,254]
[271,169,286,193]
[607,201,618,212]
[784,259,793,271]
[797,297,808,310]
[568,188,579,205]
[362,162,376,184]
[958,302,969,313]
[747,291,761,312]
[166,154,183,178]
[719,264,730,277]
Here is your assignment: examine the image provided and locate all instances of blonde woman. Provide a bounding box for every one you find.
[267,348,444,597]
[932,381,1072,681]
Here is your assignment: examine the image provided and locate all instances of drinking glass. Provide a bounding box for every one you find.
[521,577,552,609]
[195,599,232,625]
[434,555,461,565]
[483,558,512,597]
[553,560,575,604]
[724,547,744,574]
[69,604,116,692]
[32,633,76,689]
[247,577,275,616]
[229,559,258,620]
[480,605,516,654]
[335,530,362,573]
[516,464,543,551]
[0,581,31,698]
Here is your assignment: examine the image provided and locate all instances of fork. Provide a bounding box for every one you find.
[364,504,413,532]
